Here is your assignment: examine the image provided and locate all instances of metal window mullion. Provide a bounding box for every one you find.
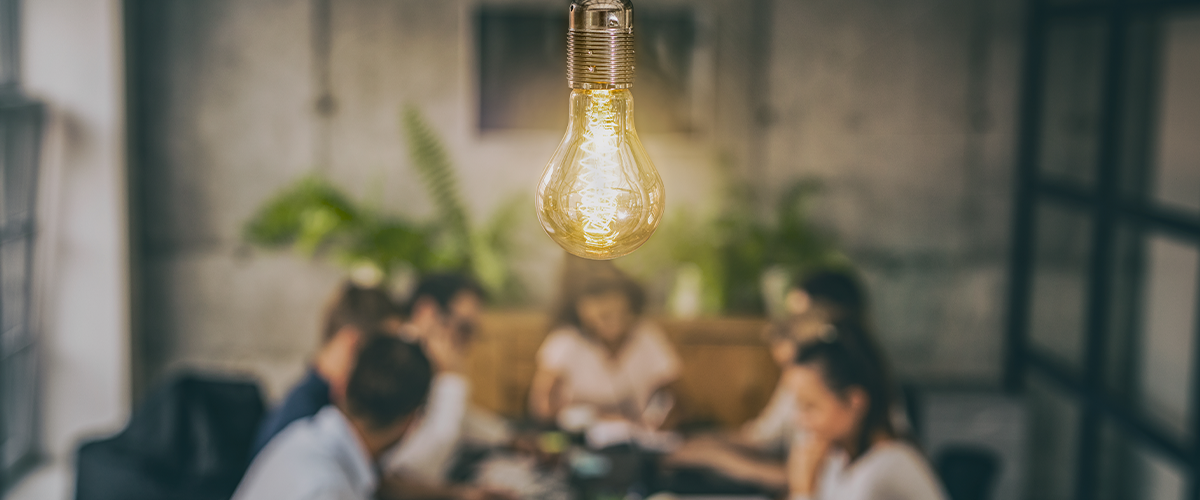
[1047,0,1200,20]
[1004,0,1050,394]
[1030,349,1193,465]
[1038,179,1200,240]
[1074,1,1132,499]
[1191,244,1200,499]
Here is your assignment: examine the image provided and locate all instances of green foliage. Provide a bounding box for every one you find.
[716,178,848,313]
[620,176,850,316]
[242,175,360,254]
[403,107,471,253]
[243,175,436,279]
[401,107,526,300]
[243,108,526,300]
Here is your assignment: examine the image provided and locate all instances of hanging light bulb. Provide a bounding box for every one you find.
[536,0,664,260]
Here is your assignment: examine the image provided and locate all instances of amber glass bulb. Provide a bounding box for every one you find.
[535,0,664,260]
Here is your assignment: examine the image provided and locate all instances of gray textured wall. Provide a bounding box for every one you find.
[764,0,1024,381]
[129,0,1023,399]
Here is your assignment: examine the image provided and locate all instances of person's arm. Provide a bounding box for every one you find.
[382,373,470,484]
[530,330,573,423]
[664,437,789,491]
[787,435,830,500]
[528,367,563,423]
[730,381,794,453]
[250,370,330,457]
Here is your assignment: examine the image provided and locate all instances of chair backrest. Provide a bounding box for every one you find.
[76,373,265,500]
[935,445,1002,500]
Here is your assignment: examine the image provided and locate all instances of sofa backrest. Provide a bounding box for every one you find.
[465,312,778,428]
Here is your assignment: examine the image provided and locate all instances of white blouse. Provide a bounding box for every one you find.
[537,320,681,416]
[798,441,947,500]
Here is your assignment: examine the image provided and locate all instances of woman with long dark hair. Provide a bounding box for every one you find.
[787,322,944,500]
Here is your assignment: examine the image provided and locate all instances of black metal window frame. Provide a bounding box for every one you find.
[1006,0,1200,499]
[0,0,43,492]
[0,94,42,492]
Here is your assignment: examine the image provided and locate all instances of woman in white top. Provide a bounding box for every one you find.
[788,322,945,500]
[662,309,841,490]
[529,257,681,428]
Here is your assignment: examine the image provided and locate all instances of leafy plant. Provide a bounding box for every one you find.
[618,176,850,316]
[715,178,849,314]
[243,175,436,278]
[401,107,526,300]
[243,108,526,300]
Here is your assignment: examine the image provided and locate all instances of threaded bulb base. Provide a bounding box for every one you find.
[567,29,634,89]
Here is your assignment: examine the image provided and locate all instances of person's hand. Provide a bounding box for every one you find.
[423,323,466,374]
[787,435,829,496]
[663,437,730,468]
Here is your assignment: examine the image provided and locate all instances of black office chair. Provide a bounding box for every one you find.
[75,373,265,500]
[935,445,1001,500]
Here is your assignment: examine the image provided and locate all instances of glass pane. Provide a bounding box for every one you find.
[1027,374,1081,500]
[0,0,16,87]
[1137,234,1198,437]
[1150,14,1200,213]
[1030,203,1093,369]
[1,106,40,226]
[1098,421,1186,500]
[1039,18,1108,187]
[3,348,38,469]
[0,238,28,346]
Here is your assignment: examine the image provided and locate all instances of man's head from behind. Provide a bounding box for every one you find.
[323,283,400,343]
[317,283,401,399]
[343,333,433,457]
[404,273,485,344]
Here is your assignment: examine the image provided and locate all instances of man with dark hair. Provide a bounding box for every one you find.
[250,282,400,456]
[380,273,511,494]
[233,334,433,500]
[402,272,486,319]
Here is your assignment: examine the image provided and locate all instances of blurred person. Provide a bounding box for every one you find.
[787,323,945,500]
[233,334,433,500]
[785,268,869,325]
[251,282,399,456]
[663,311,838,491]
[380,273,513,491]
[754,268,877,449]
[529,256,681,430]
[665,268,874,490]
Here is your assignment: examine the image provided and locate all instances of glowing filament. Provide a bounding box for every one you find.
[576,91,622,247]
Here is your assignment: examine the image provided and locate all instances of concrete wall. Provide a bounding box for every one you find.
[129,0,762,400]
[764,0,1023,381]
[128,0,1024,399]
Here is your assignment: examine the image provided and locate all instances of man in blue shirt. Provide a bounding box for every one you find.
[250,283,399,456]
[234,334,434,500]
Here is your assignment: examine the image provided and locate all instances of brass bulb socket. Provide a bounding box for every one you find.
[567,0,635,89]
[567,29,634,89]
